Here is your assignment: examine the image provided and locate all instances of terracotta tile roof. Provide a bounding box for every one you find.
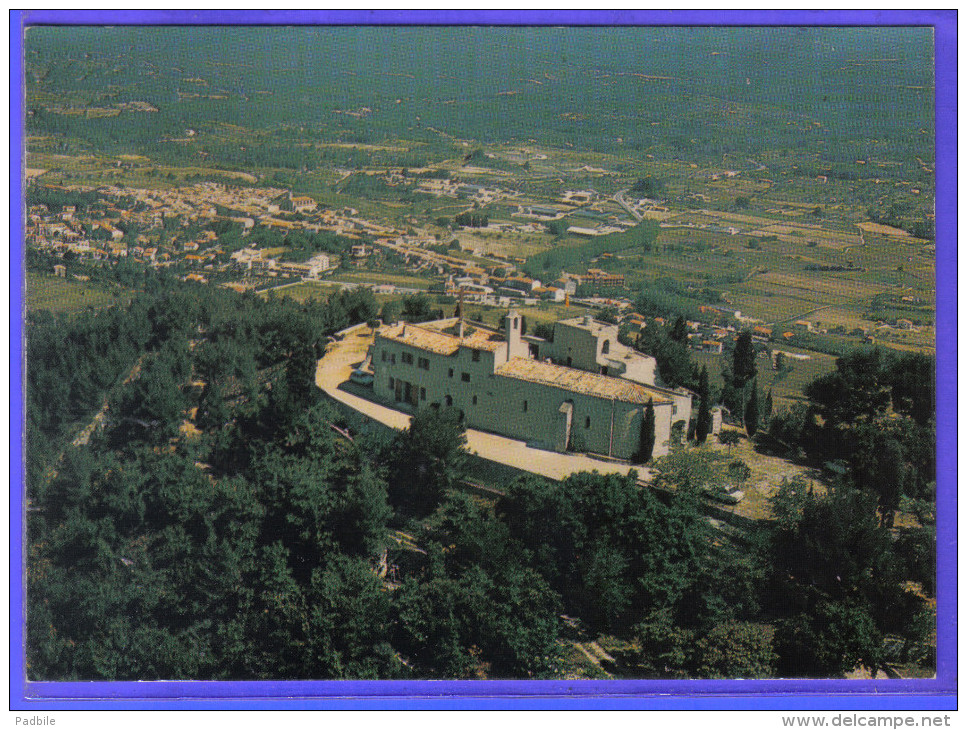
[378,322,505,355]
[495,357,671,405]
[462,329,506,351]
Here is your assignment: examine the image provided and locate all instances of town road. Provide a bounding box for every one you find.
[613,190,643,221]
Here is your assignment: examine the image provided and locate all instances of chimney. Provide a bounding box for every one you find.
[584,314,594,327]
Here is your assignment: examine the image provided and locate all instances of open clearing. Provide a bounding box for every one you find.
[455,230,551,259]
[262,280,343,303]
[331,271,435,289]
[706,433,822,522]
[857,221,913,237]
[314,142,411,152]
[26,152,259,184]
[27,272,129,314]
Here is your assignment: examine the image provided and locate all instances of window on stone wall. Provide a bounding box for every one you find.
[401,352,414,365]
[448,368,454,378]
[420,387,426,400]
[461,372,471,382]
[523,400,528,412]
[381,351,387,362]
[472,395,478,405]
[418,357,430,370]
[472,349,480,362]
[585,416,591,428]
[445,395,453,407]
[602,339,610,354]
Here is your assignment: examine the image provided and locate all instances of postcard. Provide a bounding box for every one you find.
[10,9,956,712]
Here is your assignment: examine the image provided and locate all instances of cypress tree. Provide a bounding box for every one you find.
[639,398,656,463]
[733,330,757,388]
[696,365,712,444]
[765,388,774,422]
[745,378,760,438]
[671,316,688,343]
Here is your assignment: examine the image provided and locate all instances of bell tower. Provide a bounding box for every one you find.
[504,309,522,360]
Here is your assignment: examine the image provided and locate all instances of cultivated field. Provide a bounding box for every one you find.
[330,271,436,289]
[454,230,552,259]
[692,348,839,408]
[260,280,343,303]
[26,272,129,314]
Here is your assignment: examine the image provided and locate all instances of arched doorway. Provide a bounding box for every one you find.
[556,400,574,453]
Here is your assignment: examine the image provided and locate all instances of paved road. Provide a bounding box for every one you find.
[765,304,832,328]
[315,325,647,482]
[613,190,643,221]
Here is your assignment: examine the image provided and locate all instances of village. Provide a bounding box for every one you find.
[28,171,909,378]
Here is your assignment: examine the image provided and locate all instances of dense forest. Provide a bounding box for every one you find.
[26,285,934,680]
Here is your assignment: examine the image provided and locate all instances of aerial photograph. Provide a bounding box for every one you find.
[21,24,938,683]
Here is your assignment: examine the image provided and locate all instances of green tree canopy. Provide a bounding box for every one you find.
[768,485,928,678]
[498,470,710,634]
[385,407,469,517]
[637,319,693,389]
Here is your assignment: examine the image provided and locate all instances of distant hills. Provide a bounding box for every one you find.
[25,26,934,162]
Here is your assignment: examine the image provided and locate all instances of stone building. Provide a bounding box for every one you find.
[370,311,692,460]
[533,314,657,384]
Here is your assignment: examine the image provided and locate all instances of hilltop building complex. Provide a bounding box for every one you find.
[369,311,692,460]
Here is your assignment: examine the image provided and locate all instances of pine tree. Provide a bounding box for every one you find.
[386,407,469,517]
[745,378,760,438]
[696,365,712,444]
[639,398,656,463]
